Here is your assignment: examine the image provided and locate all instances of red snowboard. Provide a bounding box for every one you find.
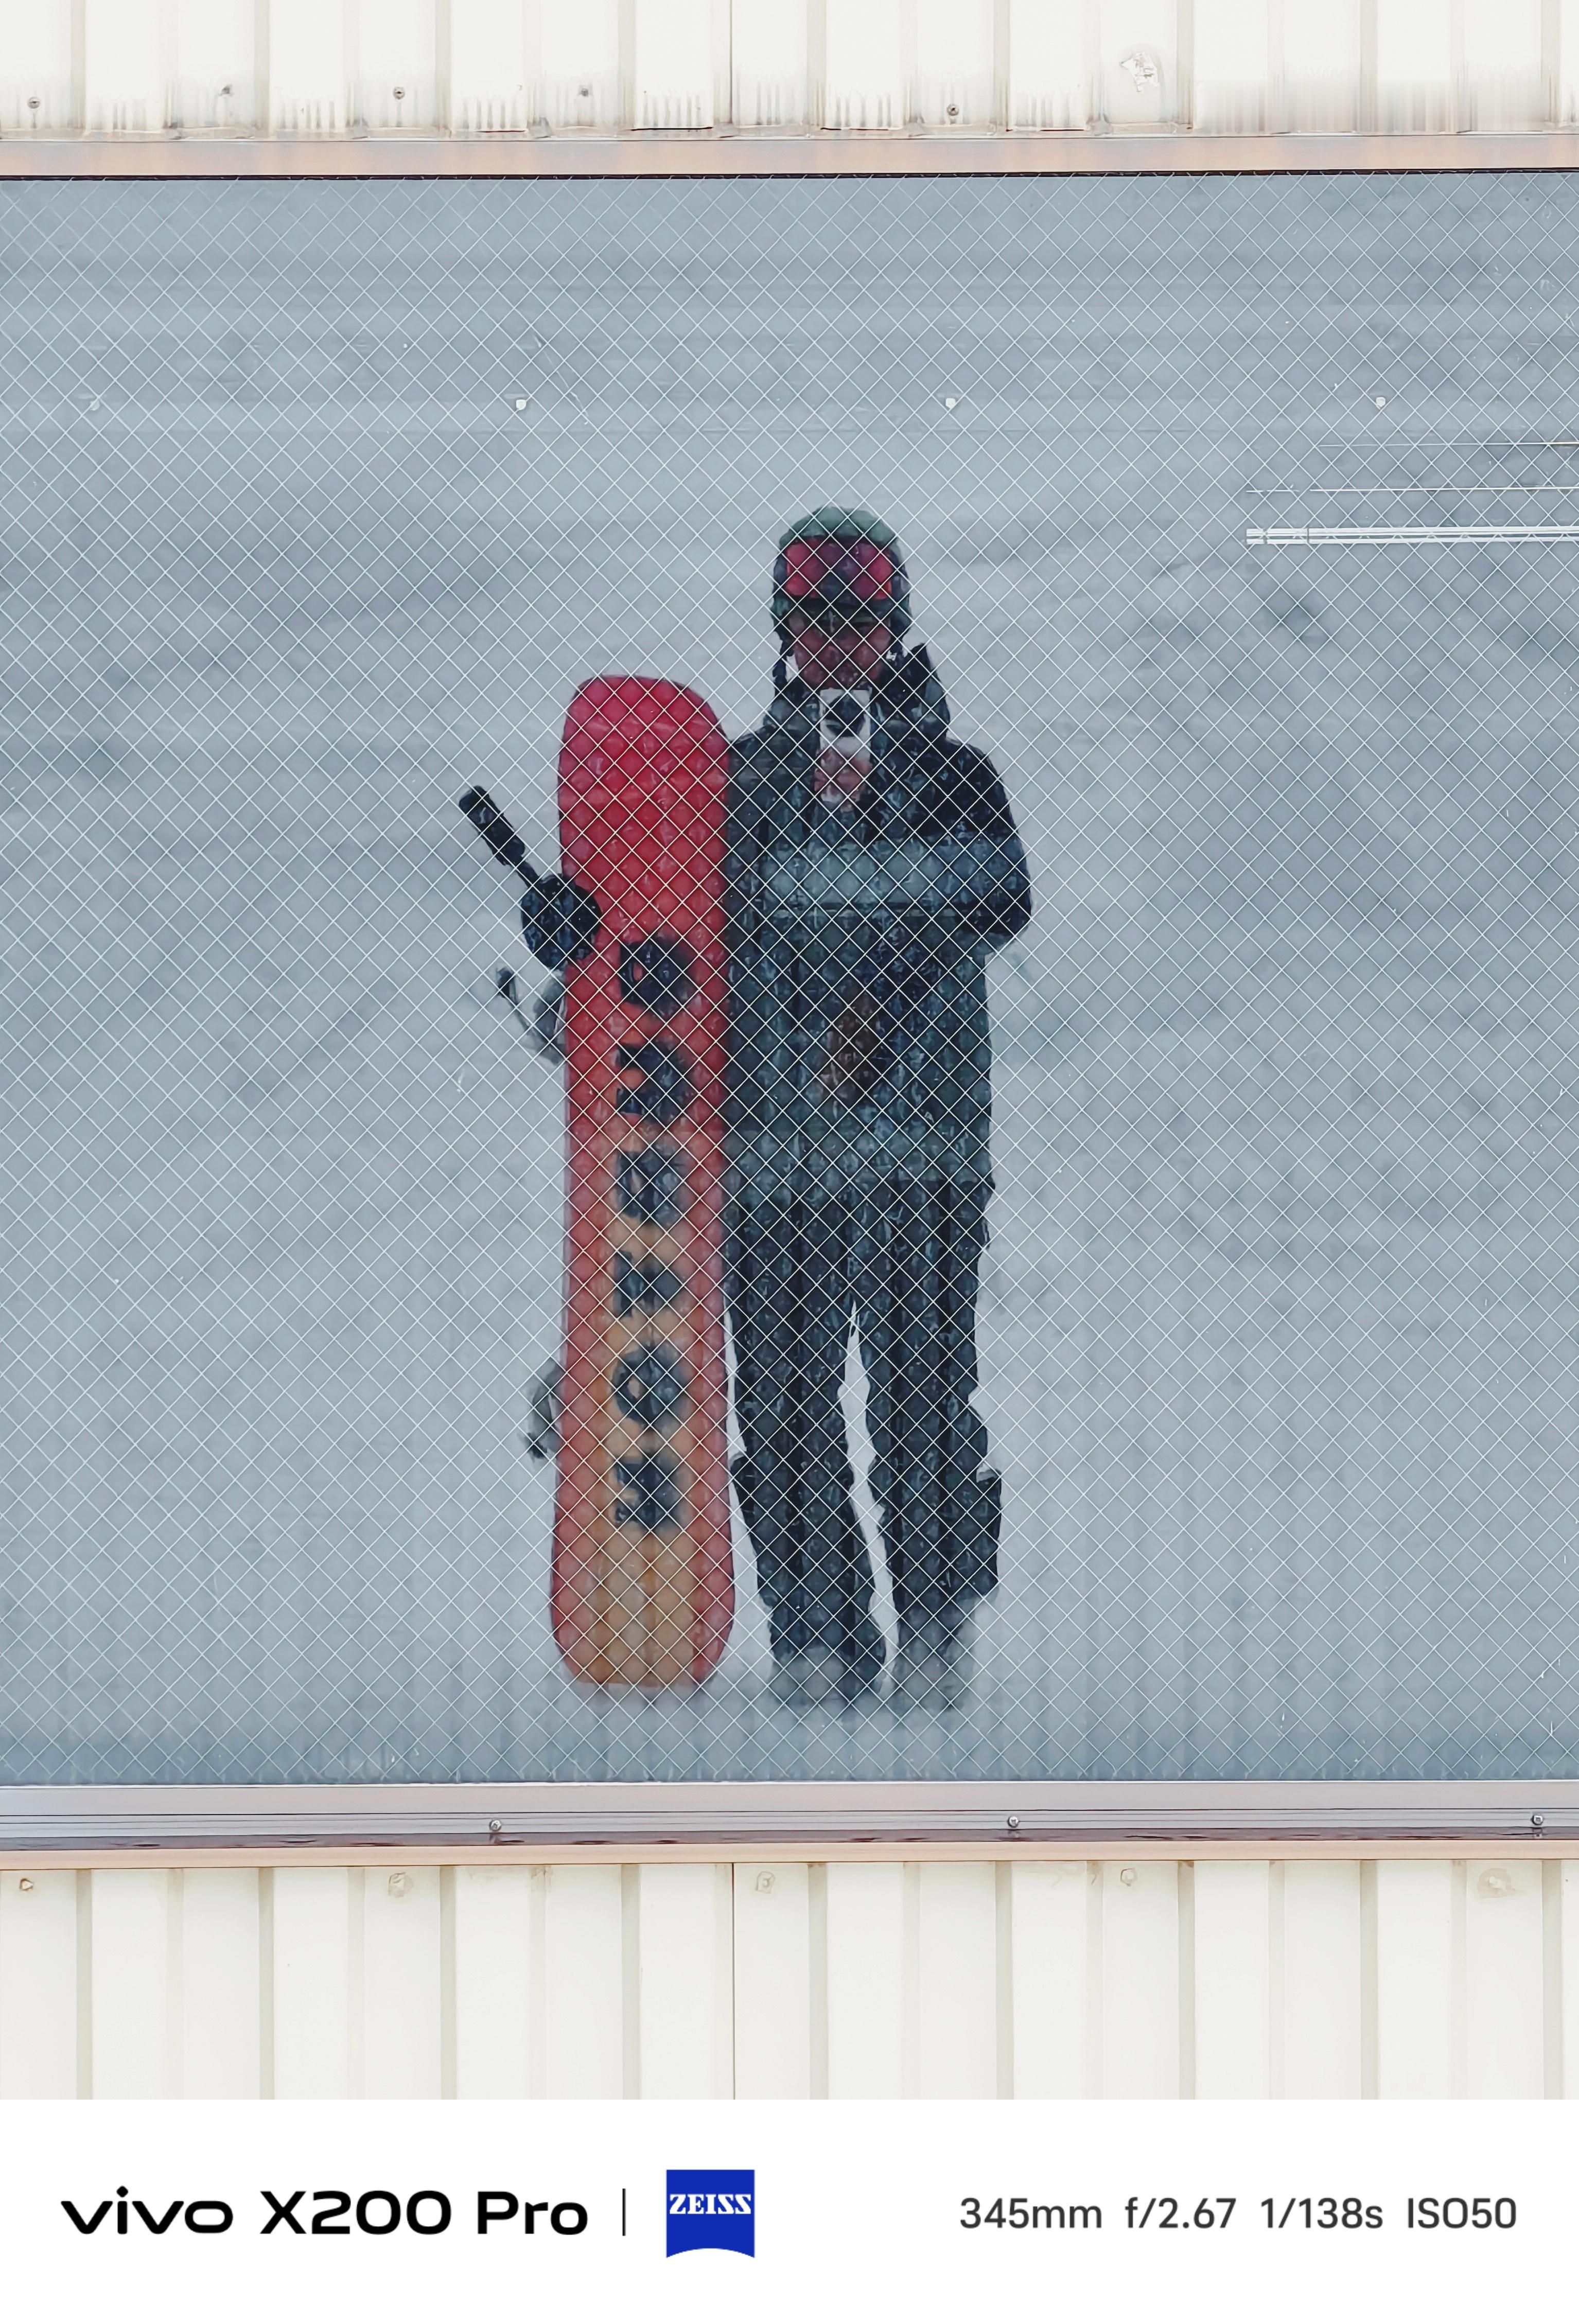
[551,676,732,1685]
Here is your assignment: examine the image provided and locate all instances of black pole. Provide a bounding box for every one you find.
[458,786,535,883]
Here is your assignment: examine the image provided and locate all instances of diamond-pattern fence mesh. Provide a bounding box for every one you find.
[4,172,1578,1782]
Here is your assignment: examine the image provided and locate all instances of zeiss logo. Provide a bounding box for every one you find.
[665,2170,756,2258]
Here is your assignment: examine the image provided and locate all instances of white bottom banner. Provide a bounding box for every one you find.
[0,2101,1570,2319]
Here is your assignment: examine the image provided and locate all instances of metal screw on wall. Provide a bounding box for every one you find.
[18,1877,34,1893]
[1532,1812,1547,1832]
[1119,1866,1137,1887]
[487,1819,503,1839]
[1006,1814,1021,1830]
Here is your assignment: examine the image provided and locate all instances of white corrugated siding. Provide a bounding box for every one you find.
[2,1857,1576,2097]
[0,0,1573,139]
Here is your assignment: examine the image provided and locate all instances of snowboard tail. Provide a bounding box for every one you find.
[552,676,732,1685]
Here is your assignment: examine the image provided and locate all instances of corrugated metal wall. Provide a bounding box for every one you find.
[2,0,1575,144]
[3,1855,1577,2098]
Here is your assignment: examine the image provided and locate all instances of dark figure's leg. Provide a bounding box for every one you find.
[727,1200,885,1702]
[856,1181,998,1710]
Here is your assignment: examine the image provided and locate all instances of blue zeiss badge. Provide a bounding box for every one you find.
[665,2170,756,2258]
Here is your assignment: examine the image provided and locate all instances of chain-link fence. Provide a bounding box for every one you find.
[4,172,1578,1783]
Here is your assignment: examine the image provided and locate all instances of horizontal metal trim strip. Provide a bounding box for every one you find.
[6,132,1579,177]
[2,1781,1574,1847]
[1250,524,1579,543]
[6,1839,1579,1865]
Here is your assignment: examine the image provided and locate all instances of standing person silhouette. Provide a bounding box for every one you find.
[722,510,1030,1710]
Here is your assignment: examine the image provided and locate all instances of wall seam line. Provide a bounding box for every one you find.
[257,1867,274,2101]
[621,1863,641,2100]
[75,1867,92,2100]
[1178,1859,1196,2101]
[808,1861,828,2101]
[1359,1859,1379,2100]
[994,1860,1014,2099]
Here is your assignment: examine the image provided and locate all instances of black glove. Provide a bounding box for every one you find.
[521,873,601,971]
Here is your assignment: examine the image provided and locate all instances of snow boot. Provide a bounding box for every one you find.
[768,1648,882,1709]
[890,1606,976,1715]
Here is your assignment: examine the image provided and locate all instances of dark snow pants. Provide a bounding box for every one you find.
[726,1181,999,1674]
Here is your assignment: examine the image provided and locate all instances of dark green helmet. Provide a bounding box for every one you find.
[772,507,911,639]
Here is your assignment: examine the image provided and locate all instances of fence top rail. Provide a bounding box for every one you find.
[3,1781,1578,1851]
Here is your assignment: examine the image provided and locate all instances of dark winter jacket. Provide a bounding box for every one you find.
[724,651,1030,1209]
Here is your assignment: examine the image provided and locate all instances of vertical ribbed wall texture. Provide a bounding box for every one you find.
[3,1858,1578,2098]
[0,0,1573,141]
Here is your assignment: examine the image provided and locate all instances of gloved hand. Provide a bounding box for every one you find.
[521,872,601,971]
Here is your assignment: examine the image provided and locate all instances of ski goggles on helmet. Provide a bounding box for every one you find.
[776,536,898,626]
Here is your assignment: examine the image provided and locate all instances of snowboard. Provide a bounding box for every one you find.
[551,676,732,1685]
